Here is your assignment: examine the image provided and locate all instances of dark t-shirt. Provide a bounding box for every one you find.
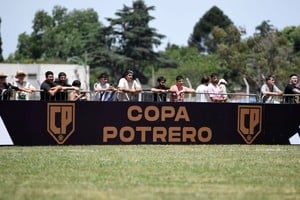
[40,81,58,101]
[153,85,170,102]
[55,81,71,101]
[284,83,296,104]
[0,83,19,100]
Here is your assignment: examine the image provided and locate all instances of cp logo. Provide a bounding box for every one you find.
[47,103,75,144]
[237,105,262,144]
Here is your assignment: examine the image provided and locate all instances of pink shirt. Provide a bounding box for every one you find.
[169,85,190,102]
[207,83,222,101]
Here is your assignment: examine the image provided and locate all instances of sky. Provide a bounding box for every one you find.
[0,0,299,59]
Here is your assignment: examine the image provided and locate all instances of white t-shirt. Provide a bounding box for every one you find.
[94,82,111,101]
[196,84,210,102]
[12,81,35,100]
[261,84,282,103]
[117,78,141,101]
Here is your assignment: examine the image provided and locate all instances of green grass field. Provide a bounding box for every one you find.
[0,145,299,200]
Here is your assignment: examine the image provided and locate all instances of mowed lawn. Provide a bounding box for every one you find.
[0,145,299,200]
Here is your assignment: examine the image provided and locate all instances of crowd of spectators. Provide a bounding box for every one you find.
[0,69,299,104]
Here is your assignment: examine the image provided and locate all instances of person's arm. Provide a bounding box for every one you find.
[133,80,142,93]
[94,83,114,92]
[61,86,77,91]
[151,88,169,93]
[261,85,283,96]
[210,95,226,102]
[69,90,85,101]
[120,80,142,93]
[183,86,195,93]
[48,85,62,96]
[207,86,226,102]
[292,87,300,94]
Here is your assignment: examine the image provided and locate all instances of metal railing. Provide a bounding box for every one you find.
[1,89,300,104]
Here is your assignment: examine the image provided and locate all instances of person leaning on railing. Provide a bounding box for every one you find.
[207,73,227,102]
[0,71,33,101]
[169,75,195,102]
[69,80,87,101]
[284,73,300,104]
[117,69,142,101]
[151,76,170,102]
[40,71,77,101]
[93,73,117,101]
[260,75,283,104]
[54,72,72,101]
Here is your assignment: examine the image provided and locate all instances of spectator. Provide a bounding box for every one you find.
[284,73,300,104]
[94,73,116,101]
[12,70,36,100]
[151,76,170,102]
[55,72,72,101]
[169,75,195,102]
[260,75,283,103]
[207,73,227,102]
[0,71,27,100]
[195,75,210,102]
[69,80,87,101]
[40,71,74,101]
[218,78,228,102]
[117,69,142,101]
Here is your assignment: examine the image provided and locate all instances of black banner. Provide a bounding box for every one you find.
[0,101,299,145]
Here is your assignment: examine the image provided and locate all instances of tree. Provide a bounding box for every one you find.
[189,6,233,53]
[14,6,102,62]
[282,26,300,53]
[163,45,221,87]
[216,21,295,93]
[105,0,169,83]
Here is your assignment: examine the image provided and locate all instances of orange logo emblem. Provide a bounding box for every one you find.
[47,103,75,144]
[237,105,262,144]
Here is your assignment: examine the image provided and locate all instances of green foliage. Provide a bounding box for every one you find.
[155,45,221,88]
[189,6,233,53]
[4,4,300,93]
[14,6,102,63]
[282,26,300,53]
[104,0,173,83]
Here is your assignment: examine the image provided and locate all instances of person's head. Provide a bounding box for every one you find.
[0,72,7,84]
[98,73,109,84]
[72,80,81,87]
[218,78,227,86]
[265,75,275,86]
[210,73,218,85]
[122,69,134,81]
[157,76,166,85]
[45,71,54,83]
[58,72,67,82]
[15,70,27,81]
[201,75,210,85]
[289,73,298,85]
[175,75,184,85]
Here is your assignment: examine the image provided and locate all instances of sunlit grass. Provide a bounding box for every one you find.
[0,145,299,200]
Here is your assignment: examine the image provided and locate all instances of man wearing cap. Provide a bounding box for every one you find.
[12,70,36,100]
[0,71,28,100]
